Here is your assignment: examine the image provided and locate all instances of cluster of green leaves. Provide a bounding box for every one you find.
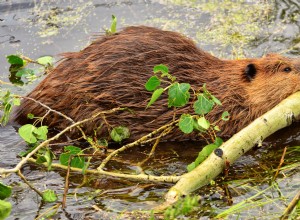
[6,54,54,85]
[18,124,48,144]
[0,54,53,125]
[164,195,199,219]
[0,91,20,125]
[145,64,230,171]
[177,84,229,135]
[17,125,88,203]
[0,183,12,220]
[145,64,184,108]
[18,124,55,172]
[16,123,130,203]
[18,124,89,169]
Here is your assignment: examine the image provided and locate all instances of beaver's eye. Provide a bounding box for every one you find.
[283,67,292,73]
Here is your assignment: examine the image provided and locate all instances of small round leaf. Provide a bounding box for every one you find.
[42,189,58,203]
[6,55,24,65]
[110,126,130,143]
[222,111,230,121]
[197,117,210,130]
[145,76,161,91]
[168,83,190,107]
[18,124,38,144]
[179,114,194,134]
[194,94,214,115]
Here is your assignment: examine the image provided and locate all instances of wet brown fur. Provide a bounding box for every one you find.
[13,26,300,142]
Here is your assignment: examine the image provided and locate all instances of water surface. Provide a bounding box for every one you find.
[0,0,299,219]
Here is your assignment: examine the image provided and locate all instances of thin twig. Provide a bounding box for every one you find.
[280,190,300,219]
[62,155,72,208]
[18,96,87,139]
[97,120,178,170]
[137,125,173,168]
[273,146,287,181]
[35,203,61,220]
[0,80,14,86]
[17,170,43,197]
[27,158,181,183]
[137,137,161,169]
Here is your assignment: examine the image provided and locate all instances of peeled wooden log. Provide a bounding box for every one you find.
[165,91,300,203]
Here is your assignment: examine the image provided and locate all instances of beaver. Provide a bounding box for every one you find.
[13,26,300,142]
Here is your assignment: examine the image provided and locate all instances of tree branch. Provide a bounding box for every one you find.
[165,91,300,203]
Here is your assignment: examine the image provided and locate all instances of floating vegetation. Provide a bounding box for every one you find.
[26,1,94,37]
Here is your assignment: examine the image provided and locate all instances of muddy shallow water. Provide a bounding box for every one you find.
[0,0,300,219]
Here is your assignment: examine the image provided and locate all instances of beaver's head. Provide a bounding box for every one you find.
[243,54,300,116]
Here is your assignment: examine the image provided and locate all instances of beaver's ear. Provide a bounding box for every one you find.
[244,64,257,81]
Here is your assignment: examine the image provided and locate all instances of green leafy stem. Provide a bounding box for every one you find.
[145,64,230,171]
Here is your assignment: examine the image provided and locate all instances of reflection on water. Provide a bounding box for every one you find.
[0,0,299,219]
[0,125,24,168]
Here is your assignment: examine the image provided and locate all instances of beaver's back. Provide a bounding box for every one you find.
[13,26,300,142]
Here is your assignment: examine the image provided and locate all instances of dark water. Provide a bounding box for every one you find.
[0,0,300,219]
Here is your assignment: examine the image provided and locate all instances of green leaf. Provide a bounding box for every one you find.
[36,155,47,163]
[64,146,82,154]
[168,83,190,107]
[193,94,214,115]
[27,113,34,119]
[0,200,12,220]
[42,189,58,203]
[16,68,35,77]
[36,56,54,66]
[0,183,12,200]
[214,137,223,147]
[145,76,161,91]
[1,91,10,103]
[110,15,117,34]
[152,64,176,81]
[186,162,196,173]
[179,114,194,134]
[192,118,204,132]
[13,97,20,106]
[97,139,108,147]
[214,126,220,131]
[197,117,210,130]
[18,124,38,144]
[4,103,12,114]
[6,55,24,65]
[59,146,85,169]
[1,104,11,125]
[187,144,218,172]
[211,95,222,105]
[202,83,209,94]
[0,91,15,125]
[110,126,130,143]
[36,148,54,170]
[202,83,221,105]
[33,126,48,141]
[153,64,169,75]
[147,88,164,108]
[222,111,230,121]
[60,154,85,169]
[18,146,36,157]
